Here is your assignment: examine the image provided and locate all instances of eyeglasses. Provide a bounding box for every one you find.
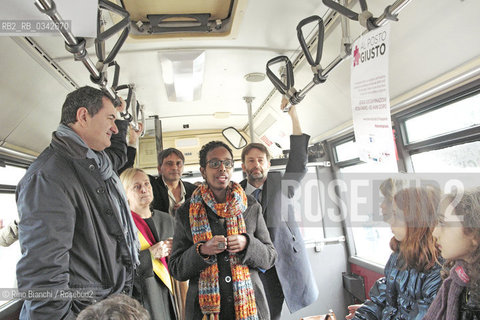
[207,159,234,169]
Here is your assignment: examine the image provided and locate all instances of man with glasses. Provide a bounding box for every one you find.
[239,99,319,319]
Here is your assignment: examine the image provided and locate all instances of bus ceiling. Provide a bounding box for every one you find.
[1,0,480,157]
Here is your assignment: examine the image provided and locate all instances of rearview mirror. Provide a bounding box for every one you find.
[222,127,247,149]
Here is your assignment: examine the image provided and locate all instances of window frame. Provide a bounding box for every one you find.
[326,80,480,272]
[0,152,33,310]
[396,81,480,156]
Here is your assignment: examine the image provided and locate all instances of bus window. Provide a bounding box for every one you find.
[404,93,480,144]
[411,141,480,172]
[399,87,480,173]
[0,165,25,307]
[333,139,396,266]
[334,140,358,163]
[0,165,25,185]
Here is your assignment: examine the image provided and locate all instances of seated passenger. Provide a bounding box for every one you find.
[348,183,442,320]
[169,141,277,320]
[424,188,480,320]
[120,168,177,320]
[77,294,150,320]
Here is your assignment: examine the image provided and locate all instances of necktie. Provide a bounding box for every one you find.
[252,188,262,202]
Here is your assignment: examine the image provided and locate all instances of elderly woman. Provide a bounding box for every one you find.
[169,141,277,320]
[120,168,177,320]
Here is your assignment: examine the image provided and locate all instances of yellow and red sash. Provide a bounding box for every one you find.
[137,231,173,293]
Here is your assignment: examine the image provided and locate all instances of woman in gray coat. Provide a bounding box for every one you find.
[169,141,277,320]
[121,168,177,320]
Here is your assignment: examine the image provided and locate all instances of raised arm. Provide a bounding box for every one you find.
[117,123,143,174]
[280,96,302,135]
[280,97,310,182]
[107,119,128,171]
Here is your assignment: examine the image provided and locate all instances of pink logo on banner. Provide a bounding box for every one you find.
[353,45,360,67]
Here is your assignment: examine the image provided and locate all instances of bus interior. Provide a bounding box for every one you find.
[1,0,480,319]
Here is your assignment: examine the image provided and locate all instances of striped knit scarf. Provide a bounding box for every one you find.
[189,181,258,320]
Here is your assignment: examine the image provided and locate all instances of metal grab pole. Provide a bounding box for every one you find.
[375,0,413,27]
[35,0,100,80]
[34,0,120,102]
[318,0,413,81]
[244,97,255,143]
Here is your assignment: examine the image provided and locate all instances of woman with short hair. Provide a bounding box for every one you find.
[120,168,177,320]
[169,141,277,320]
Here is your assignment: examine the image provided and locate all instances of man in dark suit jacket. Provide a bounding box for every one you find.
[121,133,197,215]
[149,148,197,215]
[240,100,319,319]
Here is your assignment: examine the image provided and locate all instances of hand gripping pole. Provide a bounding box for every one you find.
[116,84,145,135]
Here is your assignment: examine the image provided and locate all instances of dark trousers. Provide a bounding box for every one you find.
[259,267,284,320]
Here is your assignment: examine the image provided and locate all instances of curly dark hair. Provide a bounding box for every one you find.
[199,141,233,168]
[438,188,480,304]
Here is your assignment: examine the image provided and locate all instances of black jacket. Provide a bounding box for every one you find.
[16,121,133,320]
[120,146,197,214]
[353,252,442,320]
[149,175,197,214]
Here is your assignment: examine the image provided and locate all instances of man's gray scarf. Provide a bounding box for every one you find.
[56,124,140,267]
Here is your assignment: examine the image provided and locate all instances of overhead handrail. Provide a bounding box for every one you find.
[95,0,130,66]
[266,0,412,112]
[116,84,145,135]
[266,56,295,97]
[109,61,121,89]
[322,0,378,30]
[133,102,146,137]
[323,0,412,31]
[320,0,413,79]
[34,0,130,107]
[266,16,326,112]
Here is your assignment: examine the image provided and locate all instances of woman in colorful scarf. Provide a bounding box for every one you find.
[169,141,277,320]
[424,188,480,320]
[120,168,177,320]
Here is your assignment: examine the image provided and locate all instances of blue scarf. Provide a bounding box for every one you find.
[56,124,140,267]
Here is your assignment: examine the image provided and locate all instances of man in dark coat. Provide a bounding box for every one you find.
[16,86,138,319]
[240,100,319,319]
[123,144,197,216]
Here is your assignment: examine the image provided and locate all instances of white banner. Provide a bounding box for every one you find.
[351,24,397,170]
